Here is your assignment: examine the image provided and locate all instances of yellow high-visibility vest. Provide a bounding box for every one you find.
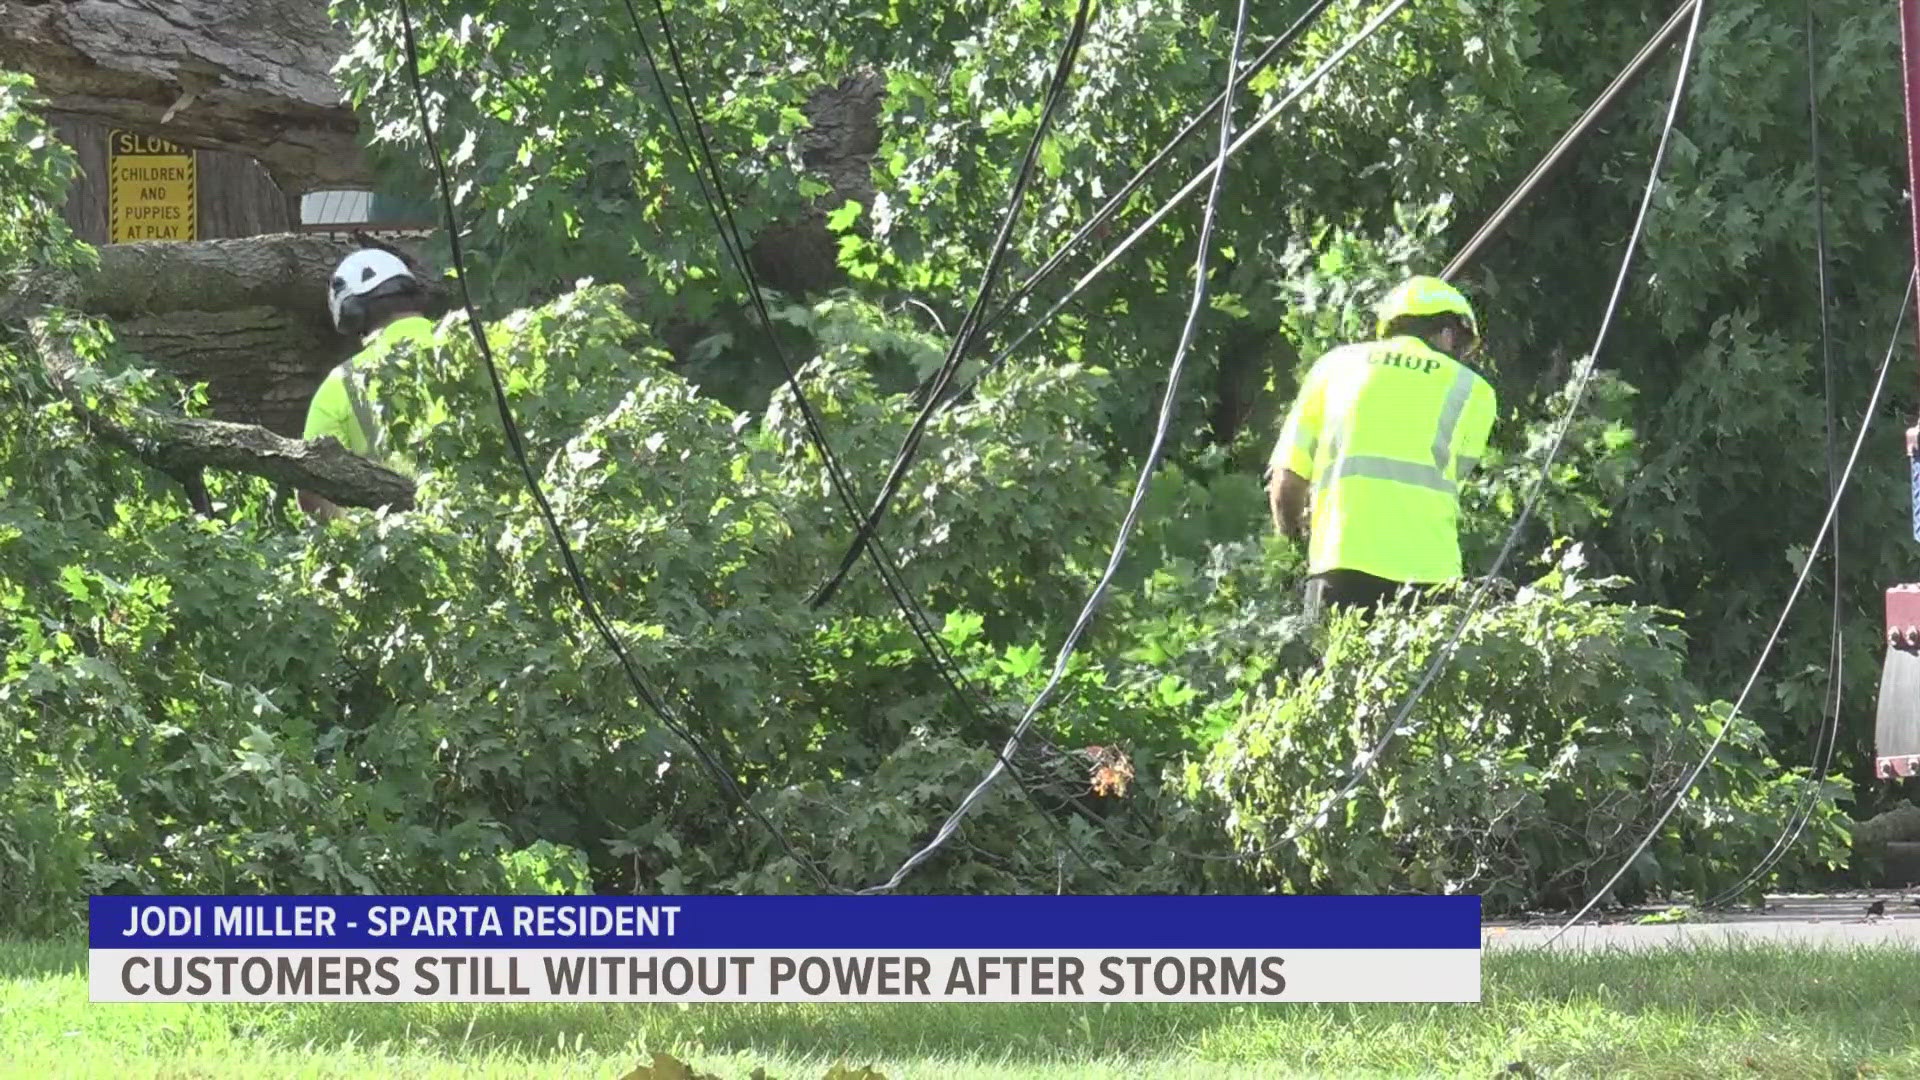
[303,315,434,468]
[1270,335,1496,583]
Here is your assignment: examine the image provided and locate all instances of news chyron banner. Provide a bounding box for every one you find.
[91,896,1481,1004]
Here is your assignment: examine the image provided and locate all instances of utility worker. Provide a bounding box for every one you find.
[1267,276,1497,620]
[299,248,434,522]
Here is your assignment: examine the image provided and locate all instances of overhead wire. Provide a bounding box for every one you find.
[1156,0,1712,867]
[943,0,1414,412]
[1702,0,1846,910]
[859,0,1257,895]
[390,0,837,891]
[816,1,1726,875]
[1442,0,1700,279]
[967,0,1337,347]
[851,0,1334,529]
[1551,269,1917,944]
[611,0,1115,878]
[809,0,1096,609]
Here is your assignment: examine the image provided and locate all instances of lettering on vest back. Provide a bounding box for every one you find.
[1368,349,1440,375]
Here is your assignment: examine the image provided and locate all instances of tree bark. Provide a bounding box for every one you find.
[8,232,439,437]
[33,317,415,510]
[748,68,884,297]
[3,2,886,434]
[4,1,883,287]
[0,0,365,193]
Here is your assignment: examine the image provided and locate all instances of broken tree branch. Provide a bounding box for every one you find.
[30,316,415,511]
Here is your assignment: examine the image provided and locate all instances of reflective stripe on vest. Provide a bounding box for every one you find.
[340,359,385,460]
[1326,454,1454,494]
[1317,364,1476,498]
[1431,365,1477,473]
[343,316,433,464]
[1300,338,1493,584]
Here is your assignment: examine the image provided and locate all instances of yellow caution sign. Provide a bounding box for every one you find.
[108,130,197,243]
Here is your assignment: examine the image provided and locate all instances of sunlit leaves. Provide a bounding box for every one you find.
[1210,567,1851,912]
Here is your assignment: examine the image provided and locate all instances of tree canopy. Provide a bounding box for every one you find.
[1,0,1908,927]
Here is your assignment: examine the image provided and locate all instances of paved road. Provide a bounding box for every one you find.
[1485,893,1920,950]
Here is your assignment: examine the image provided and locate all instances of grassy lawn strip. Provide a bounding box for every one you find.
[4,939,1919,1078]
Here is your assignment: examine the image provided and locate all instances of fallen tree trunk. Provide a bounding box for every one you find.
[32,316,415,511]
[4,1,882,295]
[4,1,885,435]
[0,0,364,192]
[7,232,439,437]
[80,234,444,440]
[77,232,432,319]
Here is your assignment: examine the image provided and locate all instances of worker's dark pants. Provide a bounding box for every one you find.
[1302,569,1403,623]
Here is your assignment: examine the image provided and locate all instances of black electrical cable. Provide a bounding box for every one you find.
[612,0,1115,880]
[967,0,1336,346]
[613,0,992,726]
[943,0,1413,414]
[809,0,1096,610]
[1158,0,1710,869]
[390,0,837,892]
[1703,0,1846,910]
[860,0,1256,895]
[1551,270,1917,944]
[615,0,1071,707]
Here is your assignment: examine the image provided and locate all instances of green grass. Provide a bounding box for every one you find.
[4,940,1920,1078]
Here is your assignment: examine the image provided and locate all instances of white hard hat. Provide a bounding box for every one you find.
[328,248,417,333]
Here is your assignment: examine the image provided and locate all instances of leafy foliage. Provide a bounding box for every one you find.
[1207,549,1851,912]
[1,0,1901,930]
[0,72,89,285]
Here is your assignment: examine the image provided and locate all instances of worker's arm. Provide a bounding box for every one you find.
[1268,466,1311,540]
[1268,359,1326,540]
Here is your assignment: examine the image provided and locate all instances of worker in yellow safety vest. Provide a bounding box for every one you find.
[298,248,434,522]
[1266,276,1497,620]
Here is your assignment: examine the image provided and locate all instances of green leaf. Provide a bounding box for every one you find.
[826,200,864,232]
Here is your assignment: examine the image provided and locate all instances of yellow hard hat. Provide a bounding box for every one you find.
[1374,275,1479,343]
